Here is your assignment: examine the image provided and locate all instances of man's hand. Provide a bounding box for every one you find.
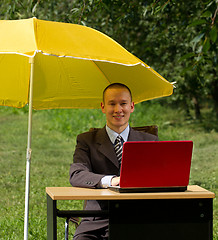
[111,176,120,186]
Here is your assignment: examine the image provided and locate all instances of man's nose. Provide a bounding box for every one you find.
[114,104,122,112]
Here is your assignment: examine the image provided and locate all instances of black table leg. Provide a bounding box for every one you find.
[47,194,57,240]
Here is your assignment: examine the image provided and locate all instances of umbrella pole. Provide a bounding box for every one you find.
[24,57,34,240]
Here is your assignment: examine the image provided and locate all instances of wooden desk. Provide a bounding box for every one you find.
[46,185,215,240]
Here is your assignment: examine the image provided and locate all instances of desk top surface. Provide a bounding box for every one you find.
[46,185,215,200]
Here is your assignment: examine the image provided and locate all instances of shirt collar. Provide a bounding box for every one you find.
[106,125,129,144]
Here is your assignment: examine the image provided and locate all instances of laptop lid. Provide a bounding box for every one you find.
[119,141,193,189]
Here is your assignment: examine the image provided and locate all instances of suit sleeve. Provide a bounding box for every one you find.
[69,134,105,188]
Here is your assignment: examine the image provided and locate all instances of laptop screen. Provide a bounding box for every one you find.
[119,141,193,189]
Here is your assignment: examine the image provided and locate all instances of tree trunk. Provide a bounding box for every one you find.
[210,75,218,118]
[192,97,201,120]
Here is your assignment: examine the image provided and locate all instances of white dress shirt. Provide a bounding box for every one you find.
[100,125,130,188]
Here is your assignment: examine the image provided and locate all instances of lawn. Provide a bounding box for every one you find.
[0,103,217,239]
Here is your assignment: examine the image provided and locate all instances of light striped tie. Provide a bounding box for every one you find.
[114,135,123,166]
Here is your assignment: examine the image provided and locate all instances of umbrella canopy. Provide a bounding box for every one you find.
[0,17,173,240]
[0,17,173,110]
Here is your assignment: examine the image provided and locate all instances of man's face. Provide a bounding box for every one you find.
[101,87,134,134]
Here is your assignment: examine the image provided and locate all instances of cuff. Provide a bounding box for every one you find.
[100,175,116,188]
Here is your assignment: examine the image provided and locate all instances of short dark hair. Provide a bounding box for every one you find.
[103,83,132,102]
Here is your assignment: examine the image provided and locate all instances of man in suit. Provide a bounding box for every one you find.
[69,83,158,240]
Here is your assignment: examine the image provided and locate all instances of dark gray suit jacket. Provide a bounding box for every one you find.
[69,126,158,234]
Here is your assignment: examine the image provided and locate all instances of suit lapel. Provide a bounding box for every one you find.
[96,127,119,168]
[95,127,140,168]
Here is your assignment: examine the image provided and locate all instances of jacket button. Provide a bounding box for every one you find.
[86,181,93,185]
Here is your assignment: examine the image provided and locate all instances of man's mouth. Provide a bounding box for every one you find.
[113,115,124,119]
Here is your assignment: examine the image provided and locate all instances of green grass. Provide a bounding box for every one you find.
[0,103,217,239]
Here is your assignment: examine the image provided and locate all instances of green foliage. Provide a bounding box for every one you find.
[45,108,106,139]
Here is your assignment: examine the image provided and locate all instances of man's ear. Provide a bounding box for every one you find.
[101,102,105,113]
[130,102,135,113]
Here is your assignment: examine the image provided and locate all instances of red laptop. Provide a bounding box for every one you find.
[109,141,193,193]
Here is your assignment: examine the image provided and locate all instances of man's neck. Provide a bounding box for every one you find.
[107,124,129,134]
[106,125,130,144]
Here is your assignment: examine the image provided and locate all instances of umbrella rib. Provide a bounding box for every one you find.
[0,50,144,67]
[90,60,111,85]
[37,50,144,66]
[0,51,36,58]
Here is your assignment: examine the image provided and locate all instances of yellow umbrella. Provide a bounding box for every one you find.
[0,17,173,239]
[0,17,173,109]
